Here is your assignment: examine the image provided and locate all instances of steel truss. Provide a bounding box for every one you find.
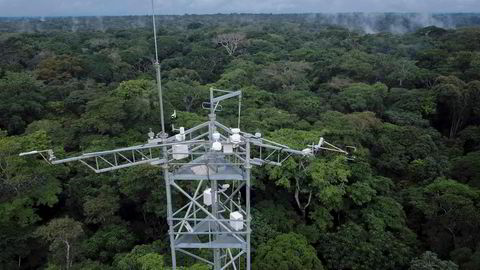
[20,88,352,270]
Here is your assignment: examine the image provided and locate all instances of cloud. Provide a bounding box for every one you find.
[0,0,479,17]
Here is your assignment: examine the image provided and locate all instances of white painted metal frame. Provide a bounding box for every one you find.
[19,88,352,270]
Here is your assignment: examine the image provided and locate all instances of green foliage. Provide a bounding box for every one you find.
[347,181,376,206]
[371,123,446,179]
[113,242,164,270]
[35,217,84,269]
[114,79,155,100]
[434,76,480,138]
[337,50,375,81]
[255,61,312,92]
[185,263,210,270]
[458,125,480,153]
[242,108,303,132]
[386,58,420,87]
[81,96,127,135]
[137,253,165,270]
[174,111,207,128]
[406,178,480,256]
[384,88,436,127]
[82,224,135,263]
[1,16,480,270]
[319,222,414,270]
[251,208,282,247]
[164,80,208,112]
[359,196,408,231]
[308,156,351,209]
[116,166,167,239]
[450,151,480,187]
[72,260,114,270]
[409,251,458,270]
[253,233,324,270]
[0,72,44,134]
[251,200,298,247]
[333,82,387,113]
[36,55,85,82]
[0,130,62,216]
[83,186,120,224]
[0,130,65,268]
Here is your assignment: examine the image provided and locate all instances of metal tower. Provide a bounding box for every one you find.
[20,87,353,270]
[18,2,355,269]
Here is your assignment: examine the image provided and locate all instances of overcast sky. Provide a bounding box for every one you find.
[0,0,479,17]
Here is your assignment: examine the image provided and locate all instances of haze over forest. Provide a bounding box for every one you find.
[1,13,480,34]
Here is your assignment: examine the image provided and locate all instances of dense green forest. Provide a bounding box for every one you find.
[1,14,480,269]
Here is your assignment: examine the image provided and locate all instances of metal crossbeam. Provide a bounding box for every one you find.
[171,181,246,245]
[211,91,242,103]
[19,86,352,270]
[177,249,215,266]
[50,140,205,173]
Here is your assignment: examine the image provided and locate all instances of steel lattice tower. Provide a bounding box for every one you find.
[20,87,353,269]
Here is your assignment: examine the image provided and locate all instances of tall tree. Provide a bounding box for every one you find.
[406,178,480,256]
[213,33,247,56]
[409,251,458,270]
[0,72,44,134]
[35,217,84,270]
[435,76,480,138]
[253,233,324,270]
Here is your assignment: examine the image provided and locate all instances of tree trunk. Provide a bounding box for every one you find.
[184,96,193,112]
[450,114,463,138]
[64,240,70,270]
[294,178,312,218]
[445,226,457,250]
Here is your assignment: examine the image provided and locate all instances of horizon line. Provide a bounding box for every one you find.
[1,12,480,19]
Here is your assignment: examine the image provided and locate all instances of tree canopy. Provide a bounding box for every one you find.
[0,13,479,270]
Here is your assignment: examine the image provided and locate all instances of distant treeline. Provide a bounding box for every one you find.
[1,13,480,34]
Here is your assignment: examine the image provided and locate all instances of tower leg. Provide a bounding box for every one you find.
[164,169,177,269]
[246,140,252,270]
[212,178,221,270]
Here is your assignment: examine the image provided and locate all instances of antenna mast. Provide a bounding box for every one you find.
[151,0,166,135]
